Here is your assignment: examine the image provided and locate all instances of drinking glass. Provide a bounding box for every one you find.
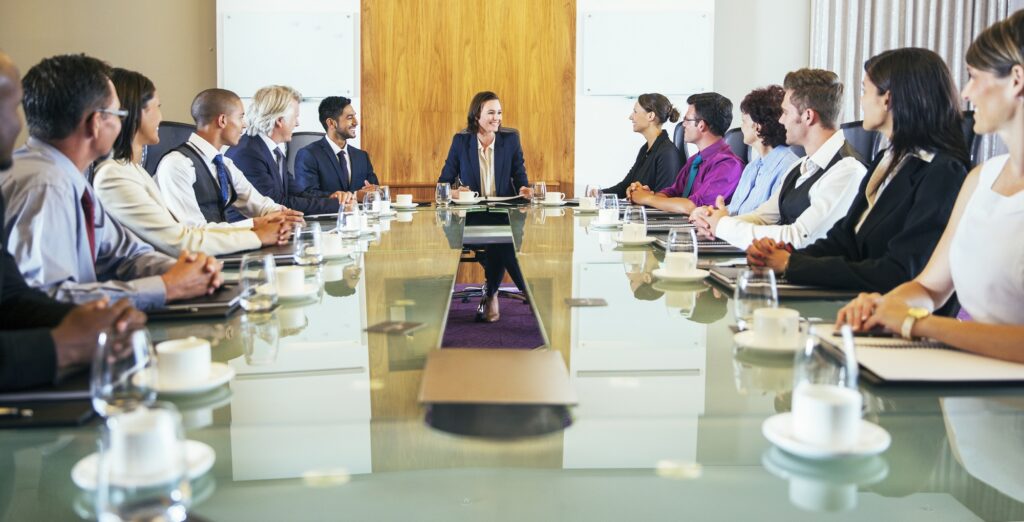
[292,221,323,265]
[622,205,648,227]
[532,181,547,205]
[91,328,158,417]
[584,184,602,199]
[733,266,778,330]
[337,206,361,239]
[95,403,191,522]
[239,253,277,312]
[378,185,392,214]
[597,193,620,224]
[362,190,384,217]
[240,312,280,366]
[435,183,452,207]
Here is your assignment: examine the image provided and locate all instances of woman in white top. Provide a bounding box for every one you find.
[838,13,1024,363]
[94,68,289,257]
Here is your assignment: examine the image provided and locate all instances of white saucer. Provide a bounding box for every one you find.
[72,440,216,491]
[393,203,419,210]
[614,236,656,246]
[134,363,236,395]
[733,330,802,353]
[453,199,482,205]
[762,413,891,460]
[258,282,319,302]
[590,220,623,229]
[652,268,708,282]
[652,280,709,293]
[378,209,398,217]
[540,200,567,206]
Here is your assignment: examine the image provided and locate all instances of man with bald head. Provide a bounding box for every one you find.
[1,53,224,312]
[0,52,147,391]
[155,88,303,227]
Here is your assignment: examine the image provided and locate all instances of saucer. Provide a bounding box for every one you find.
[762,413,891,460]
[378,209,398,217]
[71,440,216,490]
[541,200,567,206]
[733,330,802,353]
[652,280,709,294]
[453,199,482,205]
[134,363,236,395]
[258,282,319,302]
[393,202,419,210]
[590,220,623,229]
[614,236,656,246]
[652,268,709,282]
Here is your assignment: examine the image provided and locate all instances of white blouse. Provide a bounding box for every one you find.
[949,154,1024,324]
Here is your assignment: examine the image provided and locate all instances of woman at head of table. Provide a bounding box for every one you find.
[438,91,532,322]
[836,12,1024,363]
[600,93,682,198]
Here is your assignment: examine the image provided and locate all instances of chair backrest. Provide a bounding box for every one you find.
[287,131,326,174]
[722,127,749,164]
[143,121,196,175]
[672,121,689,165]
[840,120,882,164]
[962,110,981,168]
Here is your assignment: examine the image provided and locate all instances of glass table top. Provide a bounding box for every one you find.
[2,206,1024,521]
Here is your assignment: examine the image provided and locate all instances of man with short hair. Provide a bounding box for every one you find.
[692,69,868,250]
[628,92,743,214]
[225,85,340,217]
[1,54,223,312]
[294,96,380,203]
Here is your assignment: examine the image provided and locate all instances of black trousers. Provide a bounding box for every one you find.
[482,244,526,297]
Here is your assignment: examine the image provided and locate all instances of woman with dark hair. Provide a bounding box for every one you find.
[438,91,532,322]
[838,12,1024,363]
[602,93,681,198]
[94,68,289,256]
[751,47,969,293]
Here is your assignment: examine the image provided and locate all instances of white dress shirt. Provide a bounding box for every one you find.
[154,133,284,227]
[324,136,353,188]
[715,131,867,249]
[478,136,496,197]
[94,159,262,256]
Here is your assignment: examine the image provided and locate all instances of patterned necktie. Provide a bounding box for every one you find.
[80,191,96,261]
[273,147,286,194]
[682,155,704,198]
[337,149,351,190]
[211,154,232,205]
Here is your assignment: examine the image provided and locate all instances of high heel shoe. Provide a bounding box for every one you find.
[475,295,500,323]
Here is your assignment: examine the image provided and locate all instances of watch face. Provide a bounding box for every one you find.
[909,307,930,319]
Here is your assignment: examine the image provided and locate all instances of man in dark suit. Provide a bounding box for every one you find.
[0,52,145,391]
[225,85,340,219]
[294,96,380,203]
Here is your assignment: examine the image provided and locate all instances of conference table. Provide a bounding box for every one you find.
[3,205,1024,521]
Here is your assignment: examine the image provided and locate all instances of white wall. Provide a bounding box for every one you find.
[574,0,811,194]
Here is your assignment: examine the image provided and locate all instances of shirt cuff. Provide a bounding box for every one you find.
[714,216,746,249]
[133,275,168,310]
[233,218,255,229]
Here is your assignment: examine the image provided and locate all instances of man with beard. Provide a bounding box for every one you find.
[293,96,380,203]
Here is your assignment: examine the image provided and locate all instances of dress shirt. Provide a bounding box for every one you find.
[715,131,867,249]
[604,130,680,198]
[727,145,800,215]
[478,137,496,197]
[258,133,287,170]
[154,133,283,227]
[94,159,262,256]
[853,148,934,232]
[659,139,743,206]
[1,138,175,310]
[323,137,354,187]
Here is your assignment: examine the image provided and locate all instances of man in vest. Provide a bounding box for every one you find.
[691,69,867,250]
[155,88,304,228]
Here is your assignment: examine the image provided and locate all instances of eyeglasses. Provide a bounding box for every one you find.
[95,108,129,120]
[682,117,703,125]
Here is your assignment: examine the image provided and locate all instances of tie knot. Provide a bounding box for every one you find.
[337,149,346,159]
[274,148,284,160]
[213,154,225,166]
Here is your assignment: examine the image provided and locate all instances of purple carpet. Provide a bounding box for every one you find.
[441,285,545,349]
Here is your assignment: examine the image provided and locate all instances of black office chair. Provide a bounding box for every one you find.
[722,127,749,164]
[840,120,882,164]
[962,110,981,168]
[672,121,689,165]
[287,131,325,175]
[143,121,196,175]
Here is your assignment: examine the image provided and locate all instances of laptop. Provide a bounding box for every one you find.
[147,284,246,320]
[707,266,860,300]
[219,243,295,269]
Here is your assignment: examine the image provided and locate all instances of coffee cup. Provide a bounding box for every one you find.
[752,307,802,346]
[663,251,697,275]
[578,196,596,210]
[322,233,344,257]
[275,266,305,295]
[107,406,183,483]
[545,191,565,203]
[621,222,646,241]
[457,190,479,201]
[598,208,618,224]
[792,383,862,448]
[155,337,211,388]
[396,194,413,206]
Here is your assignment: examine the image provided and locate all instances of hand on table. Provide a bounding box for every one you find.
[51,297,147,369]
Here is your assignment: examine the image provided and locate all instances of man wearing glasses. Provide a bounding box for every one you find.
[627,92,744,214]
[1,54,223,311]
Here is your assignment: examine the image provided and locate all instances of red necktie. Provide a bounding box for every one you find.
[81,191,96,261]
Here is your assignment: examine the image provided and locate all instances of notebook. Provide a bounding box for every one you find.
[707,266,860,299]
[147,284,245,320]
[651,233,746,255]
[219,243,296,269]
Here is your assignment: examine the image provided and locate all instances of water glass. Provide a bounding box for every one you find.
[91,328,157,417]
[240,312,280,366]
[95,403,191,522]
[734,266,778,330]
[378,185,392,213]
[584,184,602,199]
[337,206,361,239]
[292,221,323,265]
[435,182,452,207]
[362,190,384,217]
[239,253,277,312]
[597,193,620,224]
[532,181,547,205]
[663,227,699,274]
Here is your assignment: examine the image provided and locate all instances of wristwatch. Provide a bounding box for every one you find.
[901,307,930,339]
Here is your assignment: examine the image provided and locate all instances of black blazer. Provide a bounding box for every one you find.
[438,128,528,196]
[604,130,681,198]
[293,137,379,195]
[786,151,968,292]
[0,193,75,391]
[225,134,339,218]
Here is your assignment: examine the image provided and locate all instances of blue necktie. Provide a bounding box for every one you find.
[682,155,704,198]
[211,154,232,205]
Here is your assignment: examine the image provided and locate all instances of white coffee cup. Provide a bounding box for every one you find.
[545,191,565,203]
[792,383,863,448]
[275,266,305,295]
[622,222,646,241]
[598,208,617,224]
[396,194,413,205]
[664,251,697,275]
[322,233,344,257]
[578,196,596,210]
[108,407,182,482]
[457,190,479,201]
[156,337,211,388]
[752,307,802,346]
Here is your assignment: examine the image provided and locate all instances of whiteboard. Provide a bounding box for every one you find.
[221,11,355,98]
[582,10,712,96]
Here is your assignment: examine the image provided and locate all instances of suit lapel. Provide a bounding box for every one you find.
[465,134,481,191]
[254,137,284,195]
[320,139,347,191]
[856,156,924,243]
[494,133,508,196]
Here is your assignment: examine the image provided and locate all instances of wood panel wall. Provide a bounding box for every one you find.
[362,0,576,195]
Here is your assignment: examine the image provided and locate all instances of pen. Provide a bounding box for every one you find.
[0,407,33,418]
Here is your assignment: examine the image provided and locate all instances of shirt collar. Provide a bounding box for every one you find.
[879,146,935,164]
[259,133,284,157]
[806,130,847,171]
[188,133,223,160]
[24,137,90,192]
[477,135,496,152]
[695,138,728,160]
[324,135,347,155]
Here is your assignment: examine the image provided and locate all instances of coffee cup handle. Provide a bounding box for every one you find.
[558,193,565,201]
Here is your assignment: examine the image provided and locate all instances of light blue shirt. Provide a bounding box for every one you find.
[727,145,801,215]
[2,138,175,310]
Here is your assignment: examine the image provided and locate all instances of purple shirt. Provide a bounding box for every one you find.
[659,139,744,206]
